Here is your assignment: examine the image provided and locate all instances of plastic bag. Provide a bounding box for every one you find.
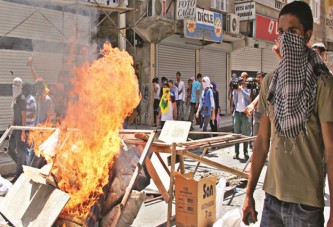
[213,208,246,227]
[216,177,226,219]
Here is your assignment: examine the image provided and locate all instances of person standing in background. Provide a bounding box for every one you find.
[152,77,160,127]
[210,82,220,132]
[157,82,177,129]
[176,72,185,120]
[196,76,215,135]
[185,77,194,122]
[22,83,36,166]
[10,78,27,181]
[233,72,251,160]
[188,73,202,129]
[244,71,265,137]
[27,56,53,125]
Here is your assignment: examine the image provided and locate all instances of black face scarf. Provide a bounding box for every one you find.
[267,32,332,138]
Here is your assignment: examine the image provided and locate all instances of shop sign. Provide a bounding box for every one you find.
[256,14,279,43]
[235,2,255,21]
[176,0,196,20]
[184,8,223,43]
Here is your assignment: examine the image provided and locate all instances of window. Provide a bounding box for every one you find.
[221,0,228,12]
[211,0,228,12]
[311,0,320,22]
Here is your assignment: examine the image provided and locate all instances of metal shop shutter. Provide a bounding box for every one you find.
[0,1,63,42]
[231,47,261,72]
[156,44,195,82]
[199,49,227,115]
[262,48,280,74]
[0,1,91,45]
[0,97,13,132]
[0,49,63,84]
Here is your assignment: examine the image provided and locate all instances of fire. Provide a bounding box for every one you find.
[29,42,140,220]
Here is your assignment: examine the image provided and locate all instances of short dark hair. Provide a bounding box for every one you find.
[169,80,174,84]
[279,1,313,34]
[152,77,159,83]
[176,71,181,76]
[161,76,168,83]
[196,73,202,79]
[22,83,32,96]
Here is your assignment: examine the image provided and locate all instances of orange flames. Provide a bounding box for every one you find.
[29,42,140,220]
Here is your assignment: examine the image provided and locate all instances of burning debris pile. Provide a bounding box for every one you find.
[28,42,141,223]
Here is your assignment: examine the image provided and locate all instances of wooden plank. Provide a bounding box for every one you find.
[178,154,185,174]
[183,150,249,179]
[193,147,208,174]
[155,152,170,175]
[182,134,240,147]
[145,158,170,203]
[167,143,177,227]
[0,174,70,227]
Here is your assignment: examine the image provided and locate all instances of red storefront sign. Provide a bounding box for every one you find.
[256,14,279,43]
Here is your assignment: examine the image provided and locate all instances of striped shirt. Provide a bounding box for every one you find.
[26,94,36,126]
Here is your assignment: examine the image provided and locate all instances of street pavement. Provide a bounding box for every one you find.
[0,116,330,226]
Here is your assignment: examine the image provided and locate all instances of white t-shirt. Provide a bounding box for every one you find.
[153,83,161,100]
[177,80,185,101]
[235,90,246,112]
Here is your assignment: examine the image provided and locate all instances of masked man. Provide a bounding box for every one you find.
[9,78,27,180]
[242,2,333,226]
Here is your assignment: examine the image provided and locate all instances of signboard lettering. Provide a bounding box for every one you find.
[256,14,279,43]
[234,2,256,21]
[176,0,196,20]
[184,8,223,43]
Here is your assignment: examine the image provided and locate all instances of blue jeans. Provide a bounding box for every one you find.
[261,193,324,227]
[234,111,250,155]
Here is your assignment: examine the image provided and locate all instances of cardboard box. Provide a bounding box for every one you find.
[175,172,217,227]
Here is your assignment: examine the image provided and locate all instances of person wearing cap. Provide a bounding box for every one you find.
[312,42,327,61]
[9,77,27,180]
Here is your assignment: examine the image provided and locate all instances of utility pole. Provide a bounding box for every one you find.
[118,0,126,50]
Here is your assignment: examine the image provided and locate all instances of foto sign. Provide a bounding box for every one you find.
[235,2,255,21]
[176,0,196,20]
[184,8,223,43]
[255,14,278,43]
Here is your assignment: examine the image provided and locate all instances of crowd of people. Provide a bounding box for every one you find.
[7,56,69,183]
[152,71,220,134]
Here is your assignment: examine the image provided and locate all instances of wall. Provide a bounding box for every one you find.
[135,43,153,125]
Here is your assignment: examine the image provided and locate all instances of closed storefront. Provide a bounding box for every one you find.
[231,46,261,77]
[199,49,228,114]
[156,44,196,81]
[262,48,279,73]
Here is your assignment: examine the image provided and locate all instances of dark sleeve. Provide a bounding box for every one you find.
[215,91,220,109]
[17,95,27,111]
